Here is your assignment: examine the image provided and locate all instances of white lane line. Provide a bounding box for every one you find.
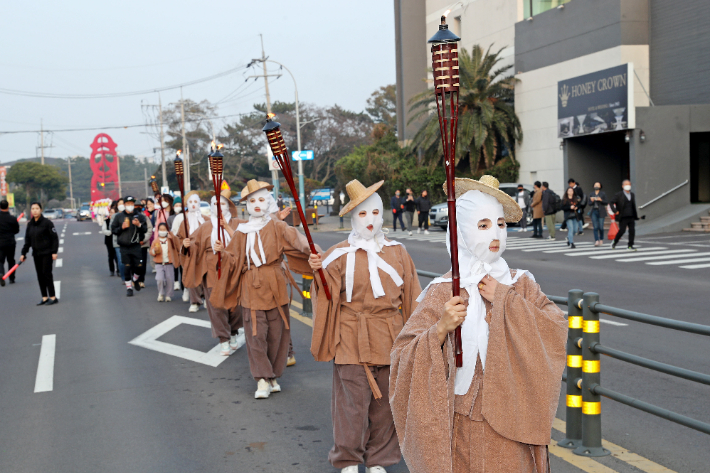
[17,237,24,241]
[589,249,693,260]
[680,263,710,269]
[34,334,56,393]
[54,281,61,299]
[55,259,63,268]
[128,315,244,367]
[509,241,578,249]
[71,232,93,235]
[648,257,710,266]
[540,244,652,254]
[59,239,64,244]
[615,251,710,262]
[58,247,64,253]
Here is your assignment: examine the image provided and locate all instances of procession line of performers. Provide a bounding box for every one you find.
[163,175,566,473]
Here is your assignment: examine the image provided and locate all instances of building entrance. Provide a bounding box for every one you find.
[565,131,629,197]
[690,132,710,203]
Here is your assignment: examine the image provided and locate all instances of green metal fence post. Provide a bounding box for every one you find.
[559,289,584,449]
[573,292,610,457]
[301,274,313,317]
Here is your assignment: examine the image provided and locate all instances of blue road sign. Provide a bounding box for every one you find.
[291,150,314,161]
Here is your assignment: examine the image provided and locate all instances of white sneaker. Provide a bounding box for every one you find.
[417,228,421,234]
[407,231,411,235]
[341,467,358,473]
[424,230,429,235]
[229,334,239,350]
[157,295,164,302]
[173,281,180,291]
[182,289,189,302]
[189,303,200,313]
[165,296,171,302]
[518,228,524,232]
[269,379,281,393]
[255,379,271,399]
[583,223,590,229]
[203,299,207,309]
[366,467,387,473]
[220,341,231,356]
[151,268,157,273]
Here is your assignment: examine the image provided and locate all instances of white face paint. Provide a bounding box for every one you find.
[456,191,507,265]
[351,193,384,241]
[246,189,271,218]
[187,194,201,213]
[210,196,231,219]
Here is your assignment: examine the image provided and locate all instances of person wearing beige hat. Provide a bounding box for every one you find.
[308,179,421,473]
[210,179,313,400]
[389,175,567,473]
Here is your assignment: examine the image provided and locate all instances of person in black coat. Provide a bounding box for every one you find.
[20,202,59,305]
[609,179,639,250]
[588,182,608,246]
[561,188,581,248]
[415,190,432,234]
[0,200,20,286]
[111,196,147,296]
[390,190,405,232]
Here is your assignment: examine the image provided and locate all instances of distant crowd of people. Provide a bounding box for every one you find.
[389,188,432,235]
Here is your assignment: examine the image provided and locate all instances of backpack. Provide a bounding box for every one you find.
[550,191,562,213]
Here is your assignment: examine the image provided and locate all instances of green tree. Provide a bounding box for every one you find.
[366,84,397,132]
[408,45,523,173]
[6,162,68,205]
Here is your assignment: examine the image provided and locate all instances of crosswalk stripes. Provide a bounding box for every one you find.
[647,256,710,266]
[614,251,710,262]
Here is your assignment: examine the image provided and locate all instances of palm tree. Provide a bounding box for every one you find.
[408,45,523,173]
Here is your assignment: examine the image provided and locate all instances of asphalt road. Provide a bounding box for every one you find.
[0,219,707,472]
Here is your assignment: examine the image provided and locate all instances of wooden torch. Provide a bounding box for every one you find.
[429,11,463,367]
[262,114,331,300]
[174,150,190,255]
[208,143,225,278]
[149,176,168,224]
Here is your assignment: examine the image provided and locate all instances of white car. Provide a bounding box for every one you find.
[200,201,211,218]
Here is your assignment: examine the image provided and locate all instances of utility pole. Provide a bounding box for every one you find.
[248,34,282,198]
[144,168,149,197]
[40,119,44,165]
[158,93,167,189]
[68,156,74,209]
[180,87,191,193]
[116,151,122,197]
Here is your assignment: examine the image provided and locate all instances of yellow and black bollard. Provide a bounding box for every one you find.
[301,274,313,317]
[573,292,610,457]
[559,289,584,449]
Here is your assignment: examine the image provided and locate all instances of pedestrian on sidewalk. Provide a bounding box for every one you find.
[561,188,580,248]
[589,182,608,246]
[0,200,20,287]
[390,190,405,232]
[415,189,431,234]
[568,178,586,235]
[109,199,126,280]
[515,184,530,232]
[609,179,639,251]
[101,202,119,276]
[530,181,543,238]
[111,196,147,296]
[150,222,176,301]
[541,182,557,240]
[308,179,421,473]
[403,188,416,235]
[20,202,59,305]
[135,201,153,290]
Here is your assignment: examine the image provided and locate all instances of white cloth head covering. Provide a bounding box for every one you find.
[322,193,403,302]
[236,188,279,268]
[186,193,205,235]
[210,195,232,254]
[417,190,533,395]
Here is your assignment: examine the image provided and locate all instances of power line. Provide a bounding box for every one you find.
[0,64,248,99]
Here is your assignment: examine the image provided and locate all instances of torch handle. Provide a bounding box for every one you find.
[176,176,190,256]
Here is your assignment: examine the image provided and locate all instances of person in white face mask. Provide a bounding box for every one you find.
[389,175,568,473]
[181,187,246,356]
[171,191,207,310]
[149,222,178,301]
[209,180,315,400]
[609,179,639,251]
[307,179,421,473]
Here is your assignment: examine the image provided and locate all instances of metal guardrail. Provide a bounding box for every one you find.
[414,270,710,456]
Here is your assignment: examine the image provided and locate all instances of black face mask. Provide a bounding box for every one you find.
[594,187,600,191]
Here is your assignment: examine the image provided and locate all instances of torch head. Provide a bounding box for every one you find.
[174,150,184,176]
[149,176,159,194]
[262,114,287,158]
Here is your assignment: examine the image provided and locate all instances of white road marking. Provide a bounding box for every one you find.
[589,249,691,260]
[680,263,710,269]
[55,259,62,268]
[34,334,56,393]
[562,246,666,256]
[520,243,596,252]
[54,281,61,299]
[71,232,93,235]
[129,315,244,367]
[648,257,710,266]
[615,251,710,262]
[17,237,24,241]
[59,239,64,244]
[58,247,63,253]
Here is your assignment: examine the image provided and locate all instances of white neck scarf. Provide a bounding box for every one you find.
[417,191,532,395]
[237,189,279,269]
[322,193,403,302]
[210,196,232,254]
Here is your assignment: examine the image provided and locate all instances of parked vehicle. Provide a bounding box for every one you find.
[498,183,534,227]
[42,209,60,220]
[77,203,91,221]
[200,201,211,218]
[51,208,64,219]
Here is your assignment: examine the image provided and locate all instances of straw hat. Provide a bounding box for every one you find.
[443,175,523,223]
[220,180,232,200]
[339,179,385,217]
[239,179,274,202]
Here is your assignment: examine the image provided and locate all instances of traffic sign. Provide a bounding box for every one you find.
[291,150,314,161]
[267,148,280,171]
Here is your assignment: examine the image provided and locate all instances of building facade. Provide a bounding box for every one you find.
[394,0,710,230]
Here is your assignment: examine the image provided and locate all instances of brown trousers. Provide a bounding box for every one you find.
[243,305,290,381]
[189,285,204,304]
[453,413,549,473]
[329,364,401,469]
[203,283,242,342]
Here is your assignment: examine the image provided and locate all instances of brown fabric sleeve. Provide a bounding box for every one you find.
[167,232,182,267]
[278,220,318,277]
[309,242,347,362]
[481,274,568,446]
[389,282,456,473]
[208,233,244,310]
[180,225,205,288]
[398,246,422,323]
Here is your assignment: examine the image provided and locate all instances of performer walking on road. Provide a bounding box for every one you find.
[171,191,206,312]
[20,202,59,305]
[389,176,567,473]
[0,200,20,287]
[309,179,421,473]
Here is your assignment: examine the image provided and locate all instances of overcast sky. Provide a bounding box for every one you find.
[0,0,395,164]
